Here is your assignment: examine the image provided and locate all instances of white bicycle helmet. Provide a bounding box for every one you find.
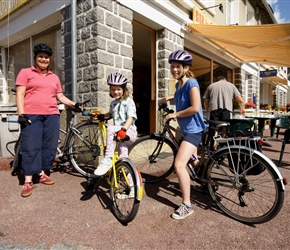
[107,72,128,87]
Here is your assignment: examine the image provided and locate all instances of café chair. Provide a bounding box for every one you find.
[227,118,256,134]
[265,128,290,167]
[278,128,290,167]
[275,116,290,138]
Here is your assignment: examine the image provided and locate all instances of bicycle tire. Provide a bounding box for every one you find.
[11,138,21,176]
[109,161,140,224]
[68,121,102,178]
[6,139,18,156]
[128,135,176,183]
[207,147,284,224]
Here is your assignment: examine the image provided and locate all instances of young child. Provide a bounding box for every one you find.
[94,72,138,176]
[158,50,206,219]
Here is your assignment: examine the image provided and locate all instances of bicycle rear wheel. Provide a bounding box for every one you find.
[128,135,176,183]
[207,147,284,224]
[109,161,140,224]
[68,121,102,178]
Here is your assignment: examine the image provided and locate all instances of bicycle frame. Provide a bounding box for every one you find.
[91,109,143,201]
[156,121,198,163]
[56,108,106,159]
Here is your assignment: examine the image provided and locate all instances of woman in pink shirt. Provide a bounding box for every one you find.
[16,43,79,197]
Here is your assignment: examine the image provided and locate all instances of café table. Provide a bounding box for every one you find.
[245,113,281,137]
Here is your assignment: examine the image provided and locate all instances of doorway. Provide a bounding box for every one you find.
[132,21,156,135]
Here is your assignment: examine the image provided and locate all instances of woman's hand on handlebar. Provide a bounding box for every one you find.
[165,112,176,122]
[74,102,83,112]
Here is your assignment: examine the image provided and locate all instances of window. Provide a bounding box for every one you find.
[5,24,61,103]
[226,0,232,25]
[246,1,255,25]
[226,0,239,25]
[185,48,234,101]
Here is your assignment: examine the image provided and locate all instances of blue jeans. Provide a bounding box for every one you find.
[20,115,60,175]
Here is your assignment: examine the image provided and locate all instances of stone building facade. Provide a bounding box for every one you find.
[61,0,133,109]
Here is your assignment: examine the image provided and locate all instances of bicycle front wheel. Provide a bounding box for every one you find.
[128,135,176,183]
[68,121,102,178]
[109,161,140,224]
[207,147,284,224]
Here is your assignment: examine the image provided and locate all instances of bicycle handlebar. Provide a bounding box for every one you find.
[158,103,174,114]
[67,100,91,113]
[81,99,90,105]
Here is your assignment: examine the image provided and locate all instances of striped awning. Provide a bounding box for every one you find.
[186,23,290,67]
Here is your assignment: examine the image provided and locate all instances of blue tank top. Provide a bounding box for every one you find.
[174,78,206,134]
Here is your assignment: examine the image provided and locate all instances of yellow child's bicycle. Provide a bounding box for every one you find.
[88,109,143,224]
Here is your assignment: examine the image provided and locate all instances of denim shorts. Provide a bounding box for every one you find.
[183,131,203,147]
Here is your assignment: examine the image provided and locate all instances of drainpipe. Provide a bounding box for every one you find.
[71,0,77,102]
[1,47,8,104]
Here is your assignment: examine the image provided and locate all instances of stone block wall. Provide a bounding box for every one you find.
[157,28,184,101]
[234,67,259,107]
[61,0,133,110]
[156,28,184,131]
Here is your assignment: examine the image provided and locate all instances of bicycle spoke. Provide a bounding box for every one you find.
[207,148,284,224]
[68,122,102,177]
[129,136,175,183]
[110,162,140,224]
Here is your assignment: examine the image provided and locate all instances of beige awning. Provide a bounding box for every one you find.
[186,23,290,67]
[260,76,288,86]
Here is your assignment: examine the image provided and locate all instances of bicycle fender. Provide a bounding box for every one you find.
[117,157,144,201]
[214,145,286,190]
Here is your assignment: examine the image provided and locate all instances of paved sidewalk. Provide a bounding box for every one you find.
[0,129,289,250]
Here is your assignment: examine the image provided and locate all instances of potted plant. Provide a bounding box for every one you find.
[245,100,256,109]
[260,103,265,110]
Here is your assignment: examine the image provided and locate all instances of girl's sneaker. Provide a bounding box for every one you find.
[171,203,194,220]
[21,182,33,197]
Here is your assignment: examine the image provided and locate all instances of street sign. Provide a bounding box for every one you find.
[260,69,277,78]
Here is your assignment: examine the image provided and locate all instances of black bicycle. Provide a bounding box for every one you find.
[8,100,97,177]
[129,103,287,224]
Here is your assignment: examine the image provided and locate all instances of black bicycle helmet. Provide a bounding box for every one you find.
[107,72,128,87]
[33,43,53,57]
[168,50,192,66]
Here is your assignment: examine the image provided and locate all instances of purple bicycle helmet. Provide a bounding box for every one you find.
[168,50,192,66]
[33,43,53,57]
[107,72,128,87]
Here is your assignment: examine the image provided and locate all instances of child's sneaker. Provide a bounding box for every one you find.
[171,203,194,220]
[39,173,55,185]
[94,157,112,176]
[21,182,33,197]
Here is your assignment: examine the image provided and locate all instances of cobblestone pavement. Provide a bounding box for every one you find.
[0,129,289,250]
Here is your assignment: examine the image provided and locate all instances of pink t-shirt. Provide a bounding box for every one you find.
[15,66,63,115]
